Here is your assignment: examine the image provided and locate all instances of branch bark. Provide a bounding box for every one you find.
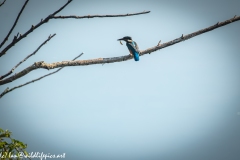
[0,15,239,86]
[0,53,83,98]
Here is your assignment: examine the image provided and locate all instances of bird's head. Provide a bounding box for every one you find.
[118,36,132,43]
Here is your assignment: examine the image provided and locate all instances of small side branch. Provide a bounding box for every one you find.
[52,11,150,19]
[0,53,83,98]
[0,0,6,7]
[0,15,239,86]
[0,0,29,48]
[0,34,56,80]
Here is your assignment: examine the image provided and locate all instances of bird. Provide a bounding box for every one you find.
[118,36,140,61]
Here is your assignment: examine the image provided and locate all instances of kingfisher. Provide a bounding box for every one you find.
[118,36,140,61]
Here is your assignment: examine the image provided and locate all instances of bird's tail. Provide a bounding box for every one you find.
[133,52,139,61]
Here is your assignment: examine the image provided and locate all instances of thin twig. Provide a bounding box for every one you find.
[0,15,239,86]
[0,0,6,7]
[52,11,150,19]
[0,34,56,80]
[0,0,72,57]
[0,0,29,48]
[0,53,83,98]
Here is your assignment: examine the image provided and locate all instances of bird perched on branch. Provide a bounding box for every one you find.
[118,36,140,61]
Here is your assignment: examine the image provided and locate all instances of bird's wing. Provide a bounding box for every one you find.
[133,41,139,52]
[127,43,137,53]
[127,42,139,53]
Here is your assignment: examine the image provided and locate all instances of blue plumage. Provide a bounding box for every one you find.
[126,41,139,61]
[118,36,140,61]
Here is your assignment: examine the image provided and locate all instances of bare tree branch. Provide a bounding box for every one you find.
[0,0,29,48]
[0,0,72,57]
[0,34,56,80]
[0,53,83,98]
[0,15,239,86]
[0,0,6,7]
[0,0,150,58]
[140,15,240,55]
[52,11,150,19]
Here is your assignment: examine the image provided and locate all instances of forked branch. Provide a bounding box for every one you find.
[0,34,56,80]
[0,15,239,87]
[0,0,149,58]
[0,53,83,98]
[0,0,72,57]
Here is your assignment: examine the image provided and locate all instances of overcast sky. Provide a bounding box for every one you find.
[0,0,240,160]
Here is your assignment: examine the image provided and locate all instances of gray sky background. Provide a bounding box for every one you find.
[0,0,240,160]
